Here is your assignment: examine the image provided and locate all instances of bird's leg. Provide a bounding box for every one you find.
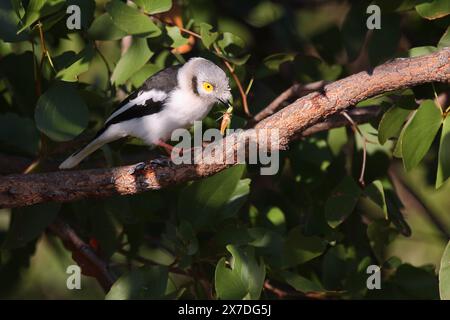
[156,140,180,156]
[156,140,196,157]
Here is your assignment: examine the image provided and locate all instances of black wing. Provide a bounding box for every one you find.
[95,64,182,137]
[109,63,182,114]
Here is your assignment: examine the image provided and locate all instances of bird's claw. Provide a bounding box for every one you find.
[149,156,173,167]
[130,162,147,175]
[130,157,173,175]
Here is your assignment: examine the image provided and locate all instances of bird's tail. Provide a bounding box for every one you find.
[59,137,105,169]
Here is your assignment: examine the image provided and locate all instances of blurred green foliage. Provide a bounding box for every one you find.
[1,0,450,300]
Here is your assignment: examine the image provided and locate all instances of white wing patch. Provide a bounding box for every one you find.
[105,89,168,124]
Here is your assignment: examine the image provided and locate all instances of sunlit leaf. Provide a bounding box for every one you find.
[402,100,442,171]
[134,0,172,14]
[18,0,65,34]
[55,46,94,82]
[436,115,450,188]
[438,26,450,48]
[439,240,450,300]
[165,25,189,49]
[199,23,218,49]
[215,245,265,300]
[106,0,161,38]
[416,0,450,20]
[111,37,153,85]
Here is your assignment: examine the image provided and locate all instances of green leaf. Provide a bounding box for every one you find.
[217,32,249,66]
[134,0,172,14]
[393,120,407,158]
[246,1,284,28]
[438,26,450,48]
[385,194,412,237]
[325,176,362,228]
[327,126,348,156]
[106,0,161,38]
[55,46,94,82]
[216,178,251,221]
[111,37,153,85]
[35,82,89,141]
[87,13,127,40]
[199,23,218,49]
[282,226,327,267]
[402,100,442,171]
[18,0,65,34]
[106,266,168,300]
[416,0,450,20]
[165,26,189,49]
[436,116,450,188]
[0,113,40,155]
[279,270,324,293]
[177,165,246,228]
[408,46,437,57]
[263,53,296,72]
[367,220,397,262]
[359,180,388,220]
[439,240,450,299]
[0,1,29,42]
[378,106,411,145]
[266,207,286,233]
[3,202,61,249]
[130,63,163,88]
[215,245,265,300]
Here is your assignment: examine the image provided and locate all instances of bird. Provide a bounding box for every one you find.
[59,57,232,169]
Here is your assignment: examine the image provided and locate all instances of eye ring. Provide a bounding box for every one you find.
[202,82,214,93]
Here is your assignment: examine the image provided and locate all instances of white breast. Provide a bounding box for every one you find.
[123,88,213,145]
[165,88,213,125]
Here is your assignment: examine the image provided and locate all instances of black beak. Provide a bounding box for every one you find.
[218,98,232,108]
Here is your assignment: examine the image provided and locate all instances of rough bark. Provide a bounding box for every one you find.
[1,48,449,209]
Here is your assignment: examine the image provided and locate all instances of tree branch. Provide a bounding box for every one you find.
[1,49,449,208]
[48,218,117,292]
[247,80,328,127]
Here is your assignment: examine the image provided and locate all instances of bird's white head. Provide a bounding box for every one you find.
[180,57,232,107]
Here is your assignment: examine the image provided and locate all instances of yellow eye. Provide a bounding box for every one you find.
[202,82,214,93]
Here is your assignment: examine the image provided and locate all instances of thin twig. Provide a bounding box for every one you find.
[213,45,251,116]
[342,111,368,187]
[263,280,328,300]
[247,81,327,127]
[48,218,117,292]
